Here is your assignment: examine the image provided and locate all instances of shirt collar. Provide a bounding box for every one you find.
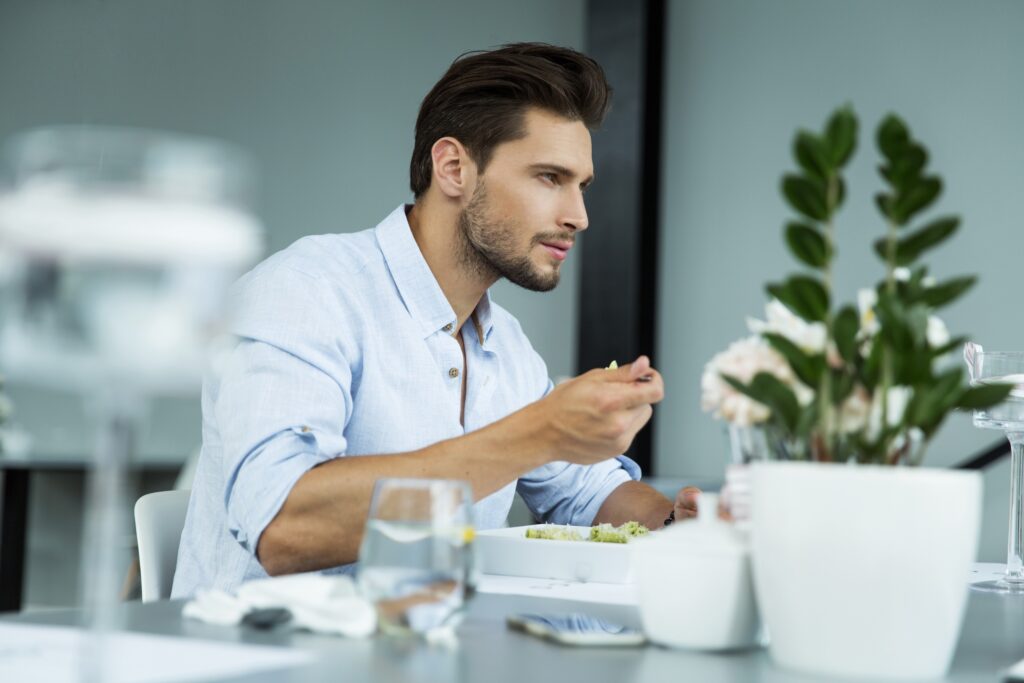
[376,204,494,342]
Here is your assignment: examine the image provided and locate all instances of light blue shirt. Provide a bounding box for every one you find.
[172,204,640,598]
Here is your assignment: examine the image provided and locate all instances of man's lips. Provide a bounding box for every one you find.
[539,240,573,261]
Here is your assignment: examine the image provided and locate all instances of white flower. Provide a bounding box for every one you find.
[701,336,812,427]
[867,385,913,441]
[927,315,950,349]
[837,385,871,433]
[746,299,827,354]
[857,288,879,337]
[894,267,912,282]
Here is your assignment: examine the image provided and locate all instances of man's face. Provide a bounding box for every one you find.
[456,108,593,292]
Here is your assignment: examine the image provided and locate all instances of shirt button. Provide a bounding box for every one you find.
[443,323,454,332]
[449,367,460,379]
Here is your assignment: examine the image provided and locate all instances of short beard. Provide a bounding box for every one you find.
[456,182,562,293]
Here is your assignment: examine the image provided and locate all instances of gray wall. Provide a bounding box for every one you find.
[655,0,1024,560]
[0,0,584,460]
[0,0,584,607]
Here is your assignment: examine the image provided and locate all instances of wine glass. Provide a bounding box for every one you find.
[0,126,261,679]
[357,478,475,637]
[964,343,1024,594]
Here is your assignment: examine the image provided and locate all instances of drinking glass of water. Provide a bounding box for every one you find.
[357,478,475,636]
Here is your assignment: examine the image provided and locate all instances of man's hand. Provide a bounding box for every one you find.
[535,355,664,466]
[673,485,701,522]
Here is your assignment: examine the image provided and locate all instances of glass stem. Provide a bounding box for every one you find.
[1006,433,1024,583]
[79,395,139,683]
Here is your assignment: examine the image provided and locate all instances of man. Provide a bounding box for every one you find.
[173,42,697,598]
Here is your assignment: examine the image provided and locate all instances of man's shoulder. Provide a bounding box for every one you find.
[251,228,380,284]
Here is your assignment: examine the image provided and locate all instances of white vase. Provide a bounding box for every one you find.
[750,461,981,680]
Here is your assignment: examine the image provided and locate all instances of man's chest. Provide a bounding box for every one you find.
[341,325,521,454]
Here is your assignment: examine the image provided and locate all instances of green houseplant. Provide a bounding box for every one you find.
[701,105,1012,464]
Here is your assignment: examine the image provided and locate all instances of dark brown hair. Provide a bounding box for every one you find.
[410,42,612,198]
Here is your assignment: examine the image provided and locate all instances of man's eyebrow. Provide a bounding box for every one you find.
[529,163,595,187]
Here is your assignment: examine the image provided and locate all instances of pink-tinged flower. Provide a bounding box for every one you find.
[701,336,812,427]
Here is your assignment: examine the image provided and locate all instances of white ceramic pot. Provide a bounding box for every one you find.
[634,494,760,650]
[750,461,982,680]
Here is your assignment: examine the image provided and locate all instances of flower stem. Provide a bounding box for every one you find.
[818,174,838,459]
[878,216,898,463]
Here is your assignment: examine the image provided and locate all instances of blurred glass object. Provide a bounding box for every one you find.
[965,343,1024,595]
[0,126,262,680]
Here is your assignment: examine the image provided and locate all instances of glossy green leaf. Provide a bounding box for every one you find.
[874,294,913,351]
[769,275,829,322]
[907,368,963,431]
[720,372,800,434]
[891,144,928,189]
[763,332,825,387]
[833,305,860,363]
[956,383,1015,410]
[877,114,909,159]
[892,177,942,225]
[834,176,846,211]
[831,369,855,404]
[875,192,894,221]
[785,222,830,268]
[873,216,959,266]
[930,335,968,358]
[919,276,977,308]
[859,338,883,391]
[825,106,857,167]
[794,131,831,182]
[782,175,828,221]
[749,372,801,433]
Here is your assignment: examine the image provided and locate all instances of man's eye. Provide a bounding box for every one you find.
[540,173,559,185]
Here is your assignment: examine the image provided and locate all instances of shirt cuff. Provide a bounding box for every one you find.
[571,465,635,526]
[615,454,643,481]
[227,427,338,555]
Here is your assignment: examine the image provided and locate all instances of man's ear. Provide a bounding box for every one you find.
[430,137,477,199]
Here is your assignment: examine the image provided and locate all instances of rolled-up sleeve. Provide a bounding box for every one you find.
[515,379,643,526]
[216,265,356,555]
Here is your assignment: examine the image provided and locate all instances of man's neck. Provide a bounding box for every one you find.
[406,199,494,334]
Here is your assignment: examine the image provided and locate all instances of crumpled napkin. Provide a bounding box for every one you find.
[182,573,377,637]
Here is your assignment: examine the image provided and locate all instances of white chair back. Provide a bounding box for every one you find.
[134,489,191,602]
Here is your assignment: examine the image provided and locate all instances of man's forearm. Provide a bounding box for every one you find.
[257,402,555,575]
[593,480,673,531]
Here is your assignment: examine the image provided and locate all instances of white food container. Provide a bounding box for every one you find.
[475,525,635,583]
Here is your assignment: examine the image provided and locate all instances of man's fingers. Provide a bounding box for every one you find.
[604,355,652,382]
[675,486,701,520]
[615,371,665,408]
[676,486,700,509]
[629,355,651,380]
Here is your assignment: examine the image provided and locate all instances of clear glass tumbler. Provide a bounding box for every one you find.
[357,478,475,637]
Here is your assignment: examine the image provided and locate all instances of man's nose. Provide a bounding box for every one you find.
[562,191,589,232]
